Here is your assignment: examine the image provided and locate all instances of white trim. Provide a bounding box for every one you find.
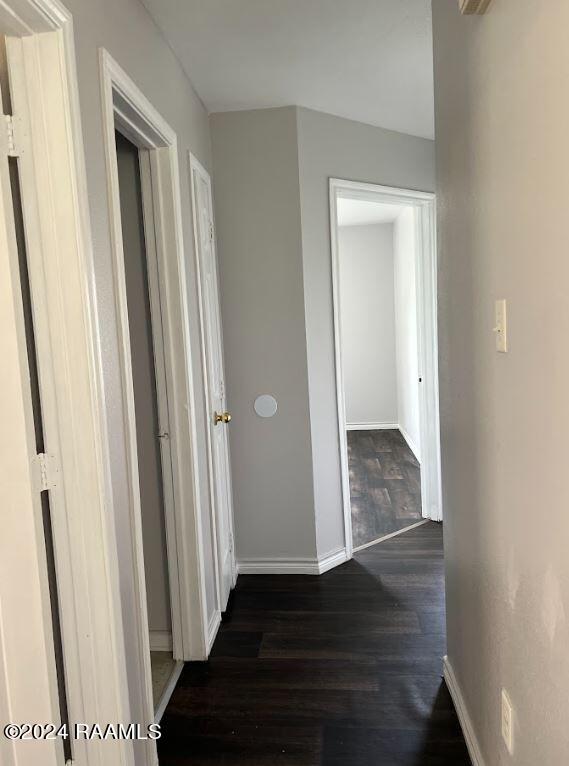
[149,631,173,652]
[238,548,348,575]
[317,548,348,574]
[238,558,322,575]
[99,49,170,766]
[137,148,184,655]
[329,179,443,561]
[0,6,134,765]
[0,36,64,766]
[153,660,184,725]
[346,421,421,461]
[353,520,429,553]
[206,610,222,654]
[99,47,212,765]
[189,152,237,610]
[414,197,443,521]
[346,421,399,431]
[99,48,210,655]
[398,422,421,463]
[330,185,355,560]
[443,656,487,766]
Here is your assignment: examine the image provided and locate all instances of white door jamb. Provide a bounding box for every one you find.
[99,48,212,762]
[0,3,134,765]
[329,178,443,561]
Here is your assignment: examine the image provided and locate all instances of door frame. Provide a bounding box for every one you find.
[99,47,212,738]
[329,178,443,559]
[0,3,213,764]
[0,3,135,765]
[188,152,236,618]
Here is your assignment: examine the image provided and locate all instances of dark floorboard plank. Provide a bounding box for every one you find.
[157,523,470,765]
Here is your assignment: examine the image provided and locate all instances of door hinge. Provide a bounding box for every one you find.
[209,221,214,242]
[32,452,59,492]
[1,114,25,157]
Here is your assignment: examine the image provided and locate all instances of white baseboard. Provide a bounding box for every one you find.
[346,421,422,464]
[206,610,221,654]
[238,558,318,575]
[317,547,348,574]
[353,519,429,553]
[238,548,348,575]
[398,423,421,463]
[443,656,486,766]
[346,421,398,431]
[149,630,172,652]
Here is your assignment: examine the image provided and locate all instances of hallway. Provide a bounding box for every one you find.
[157,523,469,765]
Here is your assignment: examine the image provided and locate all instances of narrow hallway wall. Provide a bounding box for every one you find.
[210,107,317,565]
[433,1,569,763]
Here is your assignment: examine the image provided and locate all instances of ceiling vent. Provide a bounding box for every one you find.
[459,0,493,13]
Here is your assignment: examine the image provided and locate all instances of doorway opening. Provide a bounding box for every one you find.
[330,180,442,557]
[114,130,182,720]
[100,50,214,760]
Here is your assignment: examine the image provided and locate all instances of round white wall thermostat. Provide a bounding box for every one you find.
[254,394,278,418]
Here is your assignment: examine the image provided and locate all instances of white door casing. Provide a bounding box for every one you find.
[100,49,216,763]
[329,179,443,559]
[190,154,236,612]
[0,70,64,766]
[0,17,134,766]
[138,148,182,658]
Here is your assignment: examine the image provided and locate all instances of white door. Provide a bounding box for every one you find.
[190,155,235,611]
[0,74,65,766]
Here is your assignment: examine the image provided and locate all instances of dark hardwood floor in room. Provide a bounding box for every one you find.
[348,429,422,549]
[157,523,470,766]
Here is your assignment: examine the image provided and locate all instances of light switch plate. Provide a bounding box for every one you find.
[495,299,508,353]
[459,0,493,14]
[501,689,514,754]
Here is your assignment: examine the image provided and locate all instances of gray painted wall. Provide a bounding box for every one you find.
[210,105,435,566]
[296,106,435,558]
[433,1,569,763]
[63,0,217,746]
[210,107,317,563]
[339,223,398,427]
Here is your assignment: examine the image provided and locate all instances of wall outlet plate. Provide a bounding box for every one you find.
[501,689,514,755]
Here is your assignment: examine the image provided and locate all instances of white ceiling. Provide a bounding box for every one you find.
[140,0,435,140]
[337,199,408,227]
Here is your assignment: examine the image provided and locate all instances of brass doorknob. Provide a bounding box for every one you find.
[214,411,232,425]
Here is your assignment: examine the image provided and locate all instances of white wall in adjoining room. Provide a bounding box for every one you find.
[338,222,397,428]
[393,207,421,461]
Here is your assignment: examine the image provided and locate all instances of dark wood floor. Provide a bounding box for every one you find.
[348,429,422,549]
[157,523,470,766]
